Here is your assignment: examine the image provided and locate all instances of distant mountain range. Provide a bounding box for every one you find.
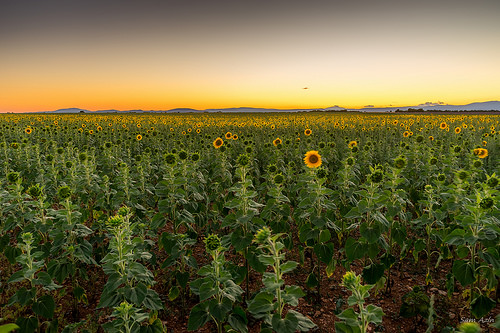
[33,101,500,114]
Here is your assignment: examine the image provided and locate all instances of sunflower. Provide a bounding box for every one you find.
[25,128,32,134]
[454,127,461,134]
[89,130,94,134]
[403,131,410,138]
[482,140,487,146]
[273,138,282,146]
[439,122,447,129]
[196,129,201,134]
[304,129,312,136]
[97,126,103,131]
[225,132,232,139]
[304,150,322,168]
[473,148,488,158]
[213,137,224,148]
[348,140,357,148]
[428,136,434,141]
[233,134,238,140]
[136,134,142,141]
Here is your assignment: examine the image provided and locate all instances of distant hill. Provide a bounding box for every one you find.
[31,101,500,114]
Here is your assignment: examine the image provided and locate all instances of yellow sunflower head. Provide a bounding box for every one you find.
[473,148,488,159]
[478,148,488,158]
[304,129,312,136]
[428,136,434,141]
[304,150,322,168]
[225,132,232,139]
[403,131,410,137]
[440,122,447,129]
[136,134,142,141]
[25,128,32,134]
[273,138,282,146]
[454,127,461,134]
[348,140,357,149]
[213,137,224,149]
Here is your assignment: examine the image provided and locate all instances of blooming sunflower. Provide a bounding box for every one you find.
[136,134,142,141]
[273,138,282,146]
[304,150,322,168]
[225,132,232,139]
[454,127,461,134]
[439,122,447,129]
[403,131,410,137]
[232,134,238,140]
[429,136,434,141]
[348,140,357,149]
[473,148,488,158]
[304,129,312,136]
[213,137,224,148]
[25,128,32,134]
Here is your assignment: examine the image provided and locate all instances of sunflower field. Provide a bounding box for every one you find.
[0,112,499,332]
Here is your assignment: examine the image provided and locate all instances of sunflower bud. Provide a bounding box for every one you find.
[107,215,124,228]
[204,234,222,253]
[254,227,272,244]
[7,171,19,183]
[57,186,72,199]
[479,197,494,210]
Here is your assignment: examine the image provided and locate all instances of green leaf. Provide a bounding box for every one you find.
[248,292,274,317]
[470,295,495,319]
[124,283,148,306]
[227,306,248,333]
[287,310,316,332]
[362,263,385,284]
[142,289,163,310]
[187,302,210,331]
[452,260,475,287]
[32,295,55,319]
[282,286,305,306]
[444,229,466,245]
[15,317,38,333]
[360,222,382,244]
[326,258,336,278]
[336,308,359,325]
[314,243,334,264]
[280,261,298,274]
[334,322,361,333]
[168,285,180,301]
[305,272,318,288]
[0,324,20,333]
[208,298,232,322]
[176,271,190,289]
[319,229,331,243]
[272,312,298,333]
[365,304,384,324]
[345,237,366,262]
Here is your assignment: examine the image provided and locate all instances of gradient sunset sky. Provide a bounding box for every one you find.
[1,0,499,112]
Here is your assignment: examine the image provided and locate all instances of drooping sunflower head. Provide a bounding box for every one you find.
[165,153,176,165]
[213,137,224,149]
[304,150,322,168]
[393,156,407,169]
[7,171,20,183]
[348,141,357,149]
[27,184,43,198]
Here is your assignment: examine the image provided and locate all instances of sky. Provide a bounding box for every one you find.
[1,0,500,112]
